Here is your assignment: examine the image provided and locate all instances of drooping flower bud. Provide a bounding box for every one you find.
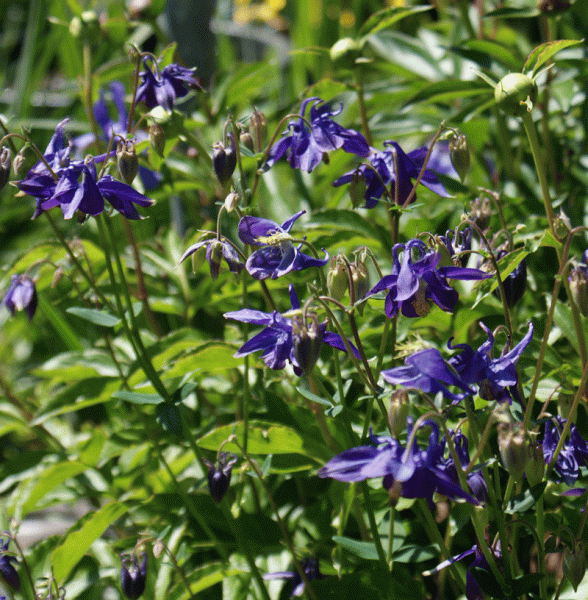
[2,275,37,321]
[327,256,348,302]
[563,542,586,592]
[493,250,527,307]
[0,147,12,191]
[388,390,409,438]
[449,132,470,182]
[526,442,544,487]
[12,151,27,178]
[498,422,529,482]
[494,73,537,117]
[117,140,139,184]
[291,313,324,375]
[224,191,240,213]
[569,267,588,317]
[350,260,369,312]
[203,453,237,504]
[249,109,267,153]
[0,538,20,591]
[212,134,237,184]
[121,553,147,599]
[240,131,255,153]
[149,123,166,157]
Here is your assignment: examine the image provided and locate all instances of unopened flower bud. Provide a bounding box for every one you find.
[498,422,529,482]
[494,73,537,117]
[469,196,493,231]
[224,192,240,213]
[149,123,166,157]
[249,109,267,153]
[212,134,237,184]
[569,268,588,317]
[449,132,470,182]
[203,453,237,504]
[12,151,27,178]
[349,171,367,208]
[117,140,139,184]
[0,147,12,190]
[121,553,147,600]
[493,250,527,308]
[152,539,165,559]
[240,131,255,153]
[350,261,369,302]
[563,542,586,592]
[388,390,409,438]
[327,257,348,302]
[207,240,224,280]
[292,313,323,375]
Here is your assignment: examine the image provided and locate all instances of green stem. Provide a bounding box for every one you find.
[360,480,389,571]
[354,65,372,146]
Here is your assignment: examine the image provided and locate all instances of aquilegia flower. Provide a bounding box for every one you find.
[263,557,326,597]
[121,553,147,600]
[136,60,199,111]
[238,210,329,280]
[16,121,154,220]
[542,416,588,486]
[367,239,492,319]
[332,141,454,208]
[0,538,20,591]
[266,97,370,173]
[203,453,238,504]
[225,285,358,375]
[319,420,480,509]
[179,236,244,280]
[381,321,533,405]
[2,275,37,321]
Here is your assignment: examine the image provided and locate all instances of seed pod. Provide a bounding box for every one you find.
[212,134,237,184]
[327,256,348,302]
[117,140,139,184]
[563,542,586,592]
[497,422,529,482]
[569,267,588,317]
[388,390,409,438]
[449,132,470,182]
[249,109,267,153]
[149,123,166,157]
[469,196,493,231]
[349,170,367,208]
[240,131,255,153]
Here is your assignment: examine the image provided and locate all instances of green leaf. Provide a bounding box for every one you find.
[393,544,439,563]
[333,535,379,560]
[510,573,545,596]
[37,294,85,352]
[358,6,432,39]
[296,386,333,407]
[505,482,547,514]
[112,390,164,405]
[52,502,128,583]
[66,306,121,327]
[197,420,328,461]
[156,402,183,436]
[524,39,584,77]
[538,229,562,249]
[483,7,540,18]
[20,461,88,516]
[160,342,241,379]
[451,39,522,71]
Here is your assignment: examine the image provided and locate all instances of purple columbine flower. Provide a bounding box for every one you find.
[2,275,37,321]
[136,61,199,111]
[74,82,161,191]
[319,420,479,510]
[0,538,20,591]
[121,553,147,600]
[332,141,454,208]
[381,322,533,405]
[266,97,370,173]
[16,121,154,220]
[367,239,492,319]
[238,210,329,280]
[543,416,588,486]
[179,236,244,280]
[203,453,237,504]
[225,285,358,375]
[263,557,326,597]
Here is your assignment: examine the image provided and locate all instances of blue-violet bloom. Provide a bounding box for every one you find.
[2,275,37,321]
[263,557,326,597]
[16,121,154,220]
[543,416,588,486]
[266,97,369,173]
[367,239,492,318]
[136,61,199,111]
[238,210,328,280]
[332,141,455,208]
[203,453,237,504]
[225,285,358,375]
[179,237,244,280]
[319,420,480,509]
[0,538,20,591]
[121,553,147,600]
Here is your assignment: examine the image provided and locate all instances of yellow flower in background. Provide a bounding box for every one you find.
[233,0,287,24]
[387,0,405,6]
